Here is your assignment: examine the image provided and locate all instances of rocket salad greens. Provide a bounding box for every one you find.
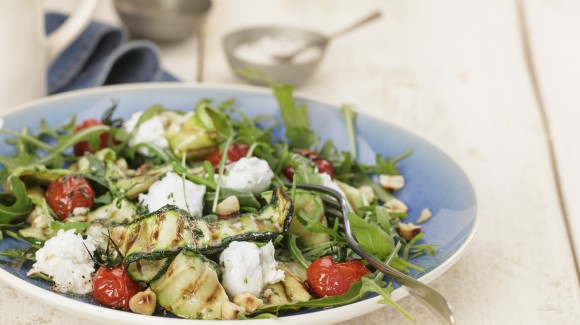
[0,83,434,321]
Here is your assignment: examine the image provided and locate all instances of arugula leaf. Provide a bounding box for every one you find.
[358,205,394,233]
[127,144,180,164]
[0,248,37,262]
[33,116,76,139]
[212,135,234,212]
[136,104,164,128]
[287,234,310,269]
[101,99,123,128]
[35,125,110,167]
[296,211,342,239]
[0,129,53,151]
[275,87,319,148]
[360,277,415,321]
[341,104,357,160]
[402,232,437,260]
[82,154,108,188]
[348,212,393,260]
[363,150,412,176]
[0,177,33,224]
[95,192,113,205]
[49,221,90,234]
[235,69,318,149]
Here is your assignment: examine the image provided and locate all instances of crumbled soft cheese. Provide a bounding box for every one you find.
[234,35,322,65]
[319,172,346,197]
[259,242,284,285]
[221,157,273,195]
[28,229,97,295]
[85,223,109,250]
[219,241,284,297]
[123,111,169,156]
[139,172,206,217]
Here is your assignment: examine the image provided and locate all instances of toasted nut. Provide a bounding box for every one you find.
[416,208,432,224]
[216,196,240,215]
[385,198,408,213]
[233,293,264,313]
[379,175,405,191]
[221,301,245,320]
[115,158,129,171]
[111,226,127,251]
[262,288,274,298]
[397,222,422,241]
[26,206,48,229]
[129,288,157,316]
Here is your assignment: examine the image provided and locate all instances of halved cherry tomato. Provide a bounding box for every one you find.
[73,119,115,156]
[46,175,95,221]
[92,265,141,310]
[207,144,250,168]
[306,256,370,297]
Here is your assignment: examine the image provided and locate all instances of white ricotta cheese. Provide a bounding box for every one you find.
[221,157,274,195]
[123,111,169,156]
[139,172,206,217]
[28,229,97,295]
[319,172,346,196]
[219,241,284,297]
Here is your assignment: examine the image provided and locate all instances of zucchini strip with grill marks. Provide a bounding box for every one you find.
[150,249,230,320]
[123,187,293,282]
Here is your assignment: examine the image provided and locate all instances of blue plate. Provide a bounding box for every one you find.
[0,84,477,324]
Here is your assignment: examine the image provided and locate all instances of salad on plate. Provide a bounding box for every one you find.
[0,83,434,321]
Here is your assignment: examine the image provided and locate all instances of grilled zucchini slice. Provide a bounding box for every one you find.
[288,190,330,247]
[123,187,293,282]
[150,249,229,320]
[86,198,136,224]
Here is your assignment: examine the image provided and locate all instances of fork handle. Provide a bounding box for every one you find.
[347,238,456,325]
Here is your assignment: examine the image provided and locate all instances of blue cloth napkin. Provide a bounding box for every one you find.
[46,13,177,95]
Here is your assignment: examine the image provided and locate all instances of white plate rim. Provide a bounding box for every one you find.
[0,82,478,324]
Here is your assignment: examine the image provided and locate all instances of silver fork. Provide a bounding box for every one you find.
[291,183,456,325]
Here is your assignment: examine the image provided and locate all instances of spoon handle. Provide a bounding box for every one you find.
[275,10,382,61]
[329,10,383,39]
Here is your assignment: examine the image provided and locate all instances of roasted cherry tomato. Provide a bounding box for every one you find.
[307,256,370,297]
[282,165,296,180]
[46,175,95,221]
[73,119,115,156]
[92,265,141,310]
[283,158,334,180]
[207,144,250,167]
[315,159,334,177]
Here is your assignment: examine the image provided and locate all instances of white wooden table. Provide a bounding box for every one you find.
[1,0,579,324]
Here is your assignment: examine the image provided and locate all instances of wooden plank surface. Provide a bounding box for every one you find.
[0,0,578,324]
[521,0,580,274]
